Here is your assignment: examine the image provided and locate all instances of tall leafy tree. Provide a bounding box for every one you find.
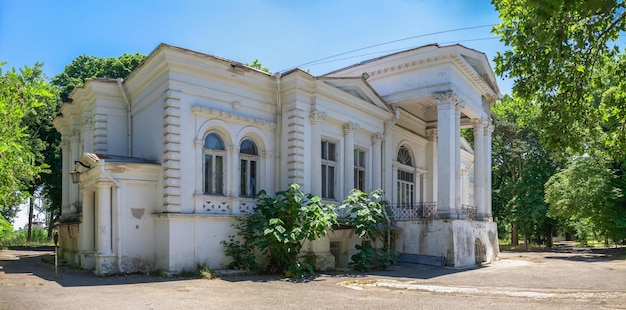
[545,156,626,242]
[491,95,561,246]
[492,0,626,159]
[0,63,57,224]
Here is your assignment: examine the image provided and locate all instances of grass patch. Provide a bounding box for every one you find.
[149,264,217,280]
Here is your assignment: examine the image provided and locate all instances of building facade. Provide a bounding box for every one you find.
[53,43,500,274]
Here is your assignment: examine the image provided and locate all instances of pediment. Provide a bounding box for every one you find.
[318,77,390,111]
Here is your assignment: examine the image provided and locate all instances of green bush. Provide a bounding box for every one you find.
[341,189,396,271]
[0,227,54,248]
[222,184,337,278]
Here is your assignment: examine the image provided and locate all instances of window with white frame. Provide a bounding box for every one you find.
[397,145,414,206]
[204,133,225,195]
[321,140,337,199]
[240,139,258,197]
[354,149,365,191]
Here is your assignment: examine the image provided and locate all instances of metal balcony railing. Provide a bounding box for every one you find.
[387,202,437,221]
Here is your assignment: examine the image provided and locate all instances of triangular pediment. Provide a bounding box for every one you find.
[318,77,390,111]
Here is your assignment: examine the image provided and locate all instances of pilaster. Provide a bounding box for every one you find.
[371,133,384,190]
[309,110,325,195]
[343,122,358,196]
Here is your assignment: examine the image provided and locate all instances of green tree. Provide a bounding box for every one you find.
[545,156,626,243]
[52,53,146,102]
[491,95,561,246]
[492,0,626,158]
[0,63,56,213]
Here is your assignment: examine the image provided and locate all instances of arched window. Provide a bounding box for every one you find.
[397,145,414,206]
[204,133,225,195]
[240,139,258,197]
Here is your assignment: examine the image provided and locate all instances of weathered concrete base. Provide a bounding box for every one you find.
[94,254,117,275]
[395,220,498,267]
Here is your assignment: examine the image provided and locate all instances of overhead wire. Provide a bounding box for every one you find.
[278,24,497,72]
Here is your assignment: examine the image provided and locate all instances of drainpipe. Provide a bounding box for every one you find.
[274,73,282,191]
[117,78,132,157]
[383,108,400,136]
[100,164,124,273]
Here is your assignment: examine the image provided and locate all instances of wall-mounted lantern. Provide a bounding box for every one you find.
[70,160,91,184]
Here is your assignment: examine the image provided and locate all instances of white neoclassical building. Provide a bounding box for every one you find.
[53,43,500,274]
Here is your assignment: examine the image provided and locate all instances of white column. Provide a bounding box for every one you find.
[472,119,485,219]
[61,140,70,216]
[425,128,437,202]
[70,133,80,208]
[310,111,324,196]
[343,122,358,196]
[454,103,463,218]
[434,92,457,219]
[80,188,95,253]
[461,168,469,206]
[96,182,112,255]
[230,145,240,197]
[485,123,494,221]
[371,133,384,190]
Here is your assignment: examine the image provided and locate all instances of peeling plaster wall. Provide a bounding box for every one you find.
[395,220,498,267]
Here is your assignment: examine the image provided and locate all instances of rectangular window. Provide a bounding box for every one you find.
[397,170,414,207]
[204,154,224,195]
[321,141,337,199]
[354,150,365,191]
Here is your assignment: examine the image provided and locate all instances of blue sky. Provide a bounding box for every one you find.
[2,1,509,229]
[1,0,511,94]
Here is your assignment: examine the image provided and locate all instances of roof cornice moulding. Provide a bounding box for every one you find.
[191,105,276,129]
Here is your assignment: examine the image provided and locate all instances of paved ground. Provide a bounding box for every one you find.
[1,242,625,309]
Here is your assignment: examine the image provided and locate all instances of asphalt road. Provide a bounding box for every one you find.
[1,243,625,309]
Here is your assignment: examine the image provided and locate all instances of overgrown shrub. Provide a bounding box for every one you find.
[341,189,396,271]
[222,184,337,278]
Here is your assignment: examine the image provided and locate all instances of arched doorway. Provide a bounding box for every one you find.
[475,238,486,265]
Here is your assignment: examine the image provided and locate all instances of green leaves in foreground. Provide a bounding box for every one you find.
[0,63,56,207]
[222,184,337,278]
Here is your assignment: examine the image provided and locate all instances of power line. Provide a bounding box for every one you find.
[301,37,498,68]
[279,24,497,72]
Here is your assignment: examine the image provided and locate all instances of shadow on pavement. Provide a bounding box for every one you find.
[0,256,190,288]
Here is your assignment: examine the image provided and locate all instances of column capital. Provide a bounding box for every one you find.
[426,128,438,141]
[472,118,488,130]
[343,122,359,134]
[309,110,326,123]
[433,91,460,110]
[371,132,385,143]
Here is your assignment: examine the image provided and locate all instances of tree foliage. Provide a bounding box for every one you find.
[0,63,57,210]
[493,0,626,159]
[52,53,146,102]
[490,95,562,245]
[545,156,626,241]
[222,184,337,278]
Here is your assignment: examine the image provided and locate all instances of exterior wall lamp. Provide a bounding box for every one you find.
[70,160,91,184]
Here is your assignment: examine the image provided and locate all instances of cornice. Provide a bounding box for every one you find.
[191,105,276,129]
